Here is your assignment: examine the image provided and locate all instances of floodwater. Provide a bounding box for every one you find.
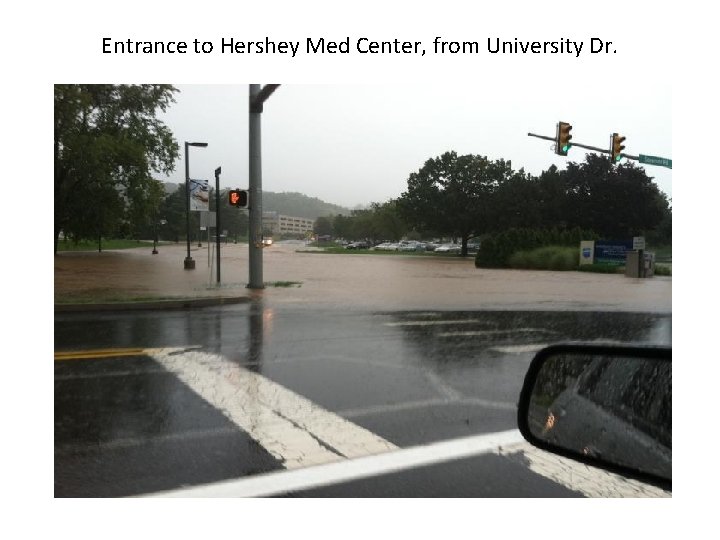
[54,241,672,312]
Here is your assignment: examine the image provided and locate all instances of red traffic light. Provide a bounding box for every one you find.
[229,189,249,208]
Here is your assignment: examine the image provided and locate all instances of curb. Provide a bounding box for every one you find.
[55,296,250,313]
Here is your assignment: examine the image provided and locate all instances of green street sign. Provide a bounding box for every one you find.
[639,154,672,169]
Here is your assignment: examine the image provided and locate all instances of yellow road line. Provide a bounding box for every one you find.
[54,347,190,361]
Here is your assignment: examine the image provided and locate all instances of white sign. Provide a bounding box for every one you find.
[189,178,209,211]
[579,240,595,265]
[633,236,646,250]
[200,211,216,228]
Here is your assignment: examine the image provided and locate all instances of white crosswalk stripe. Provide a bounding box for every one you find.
[150,349,398,469]
[496,441,671,497]
[148,348,669,497]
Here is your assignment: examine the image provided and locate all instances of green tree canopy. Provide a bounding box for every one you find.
[398,151,518,256]
[560,153,669,238]
[314,216,334,237]
[54,84,179,253]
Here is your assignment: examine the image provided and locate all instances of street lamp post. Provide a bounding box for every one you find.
[215,167,222,285]
[152,212,159,254]
[152,219,166,255]
[184,141,208,270]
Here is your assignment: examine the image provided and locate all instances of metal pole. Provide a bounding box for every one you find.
[183,141,195,269]
[152,212,158,254]
[248,84,264,289]
[527,132,637,161]
[215,167,221,284]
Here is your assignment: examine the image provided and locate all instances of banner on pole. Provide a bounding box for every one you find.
[189,178,209,211]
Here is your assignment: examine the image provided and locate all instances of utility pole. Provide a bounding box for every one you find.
[248,84,280,289]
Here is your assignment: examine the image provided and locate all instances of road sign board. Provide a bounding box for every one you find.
[639,154,672,169]
[200,211,216,228]
[594,239,633,265]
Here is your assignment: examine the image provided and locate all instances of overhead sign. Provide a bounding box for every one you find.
[189,178,209,211]
[639,154,672,169]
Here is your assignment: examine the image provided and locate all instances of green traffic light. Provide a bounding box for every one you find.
[562,144,570,152]
[615,155,622,162]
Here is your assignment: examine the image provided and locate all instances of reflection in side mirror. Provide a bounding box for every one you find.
[517,344,671,489]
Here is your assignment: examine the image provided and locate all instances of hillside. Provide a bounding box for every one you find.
[262,191,351,219]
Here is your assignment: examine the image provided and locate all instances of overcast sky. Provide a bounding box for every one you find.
[159,83,672,209]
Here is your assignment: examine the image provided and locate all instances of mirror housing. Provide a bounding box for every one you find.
[517,343,671,490]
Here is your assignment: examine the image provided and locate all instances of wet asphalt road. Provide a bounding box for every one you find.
[54,303,671,497]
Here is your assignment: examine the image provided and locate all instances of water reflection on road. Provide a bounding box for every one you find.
[54,303,671,496]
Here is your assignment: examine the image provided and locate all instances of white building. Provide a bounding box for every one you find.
[262,212,315,236]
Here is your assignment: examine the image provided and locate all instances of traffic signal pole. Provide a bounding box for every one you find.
[527,132,640,161]
[248,85,263,289]
[248,84,280,290]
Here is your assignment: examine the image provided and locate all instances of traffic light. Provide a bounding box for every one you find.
[229,189,249,208]
[555,122,573,156]
[610,133,626,162]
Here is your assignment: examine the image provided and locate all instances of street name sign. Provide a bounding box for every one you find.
[639,154,672,169]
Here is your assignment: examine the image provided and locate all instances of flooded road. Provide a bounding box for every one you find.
[55,242,671,496]
[55,241,672,312]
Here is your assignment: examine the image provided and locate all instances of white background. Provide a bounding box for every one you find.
[2,0,713,537]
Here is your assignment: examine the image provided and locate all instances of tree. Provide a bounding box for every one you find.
[490,169,545,232]
[314,216,334,237]
[54,84,179,254]
[349,208,380,242]
[398,151,517,256]
[371,200,407,241]
[127,179,166,243]
[158,185,187,242]
[332,214,352,240]
[646,203,671,246]
[561,154,669,238]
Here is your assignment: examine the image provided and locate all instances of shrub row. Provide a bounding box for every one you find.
[475,227,598,268]
[507,246,579,271]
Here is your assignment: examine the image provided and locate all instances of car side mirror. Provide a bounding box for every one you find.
[517,344,671,490]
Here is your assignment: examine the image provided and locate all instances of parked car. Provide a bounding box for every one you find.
[345,241,370,250]
[372,242,399,251]
[398,241,425,252]
[435,243,461,254]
